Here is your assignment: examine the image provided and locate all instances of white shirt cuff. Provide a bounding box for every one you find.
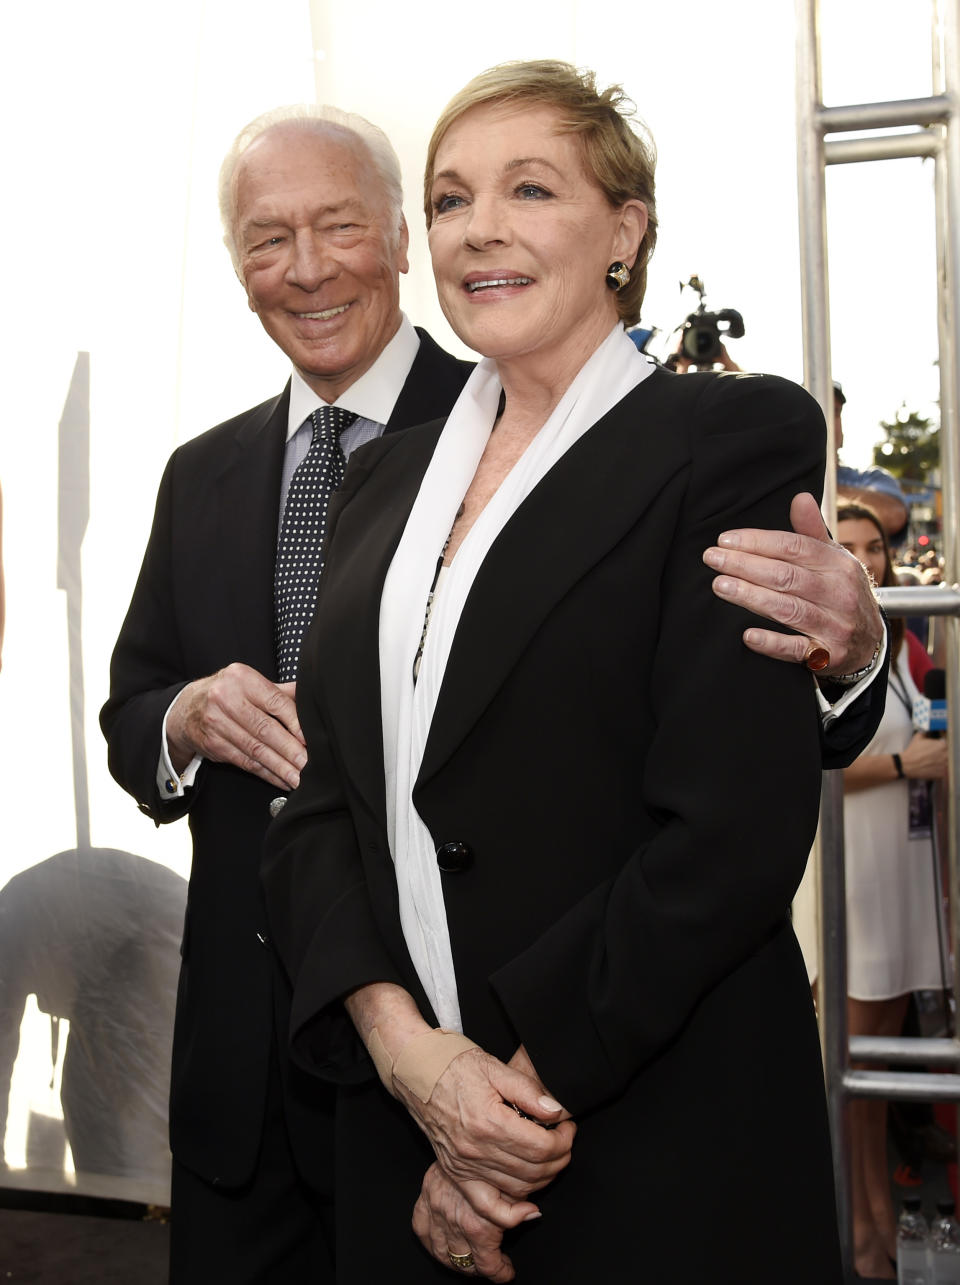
[816,627,888,727]
[157,689,203,799]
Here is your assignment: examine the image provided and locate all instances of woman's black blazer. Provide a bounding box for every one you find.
[262,367,843,1282]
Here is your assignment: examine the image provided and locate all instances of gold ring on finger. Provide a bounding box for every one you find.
[804,641,831,672]
[448,1249,475,1270]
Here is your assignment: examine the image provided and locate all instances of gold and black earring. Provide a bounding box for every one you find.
[605,261,630,291]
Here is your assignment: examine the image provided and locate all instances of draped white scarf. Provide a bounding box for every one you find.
[378,324,655,1029]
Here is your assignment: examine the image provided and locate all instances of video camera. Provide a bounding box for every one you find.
[667,275,745,368]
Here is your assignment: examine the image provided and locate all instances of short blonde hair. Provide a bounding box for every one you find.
[423,60,658,326]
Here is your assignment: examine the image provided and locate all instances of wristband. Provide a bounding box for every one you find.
[368,1027,479,1102]
[893,753,905,779]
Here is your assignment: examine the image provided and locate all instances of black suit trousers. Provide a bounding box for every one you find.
[169,1040,334,1285]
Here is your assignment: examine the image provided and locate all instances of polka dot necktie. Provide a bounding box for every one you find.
[274,405,357,682]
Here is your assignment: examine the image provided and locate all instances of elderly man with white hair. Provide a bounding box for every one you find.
[101,104,472,1282]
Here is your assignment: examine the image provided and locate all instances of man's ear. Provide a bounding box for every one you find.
[226,239,256,310]
[397,214,410,275]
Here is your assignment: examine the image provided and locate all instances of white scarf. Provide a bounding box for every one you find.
[378,324,655,1029]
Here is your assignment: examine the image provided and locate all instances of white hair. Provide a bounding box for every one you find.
[218,103,404,274]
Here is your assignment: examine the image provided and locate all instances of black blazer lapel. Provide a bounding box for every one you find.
[418,371,686,790]
[215,385,289,678]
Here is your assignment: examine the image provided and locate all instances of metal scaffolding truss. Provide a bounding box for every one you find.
[795,0,960,1272]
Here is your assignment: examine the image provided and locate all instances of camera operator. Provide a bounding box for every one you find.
[663,275,745,373]
[667,339,742,374]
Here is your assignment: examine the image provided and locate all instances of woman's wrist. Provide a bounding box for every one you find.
[380,1029,480,1102]
[844,751,906,793]
[341,983,483,1103]
[344,982,432,1068]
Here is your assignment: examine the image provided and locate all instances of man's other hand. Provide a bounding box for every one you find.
[167,663,306,790]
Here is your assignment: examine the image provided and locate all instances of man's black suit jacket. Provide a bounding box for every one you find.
[100,329,472,1186]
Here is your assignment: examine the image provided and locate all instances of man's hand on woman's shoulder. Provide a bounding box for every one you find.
[702,492,884,677]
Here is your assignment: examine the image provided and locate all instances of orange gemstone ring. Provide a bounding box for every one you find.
[804,642,831,672]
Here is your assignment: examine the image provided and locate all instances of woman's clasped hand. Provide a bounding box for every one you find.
[347,984,573,1277]
[381,868,579,1268]
[405,1046,575,1281]
[393,1044,574,1200]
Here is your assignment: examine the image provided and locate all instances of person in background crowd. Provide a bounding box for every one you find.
[919,554,944,584]
[838,502,948,1280]
[895,566,932,673]
[889,563,956,1178]
[835,383,909,543]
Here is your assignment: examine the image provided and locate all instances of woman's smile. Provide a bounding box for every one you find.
[427,101,644,382]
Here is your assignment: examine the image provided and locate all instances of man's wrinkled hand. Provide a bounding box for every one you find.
[166,663,305,789]
[702,492,884,676]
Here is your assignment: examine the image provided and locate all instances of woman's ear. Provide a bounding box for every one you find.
[613,201,648,269]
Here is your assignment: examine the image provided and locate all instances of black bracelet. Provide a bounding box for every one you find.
[892,753,905,779]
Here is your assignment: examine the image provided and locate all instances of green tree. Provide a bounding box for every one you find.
[873,405,939,481]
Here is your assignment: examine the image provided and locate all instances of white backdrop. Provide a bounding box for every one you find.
[0,0,939,1202]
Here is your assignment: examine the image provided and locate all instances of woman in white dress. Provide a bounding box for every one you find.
[839,501,948,1279]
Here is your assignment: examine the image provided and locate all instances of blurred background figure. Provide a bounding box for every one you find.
[0,848,185,1192]
[895,566,932,665]
[0,350,187,1207]
[835,384,910,546]
[837,502,948,1280]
